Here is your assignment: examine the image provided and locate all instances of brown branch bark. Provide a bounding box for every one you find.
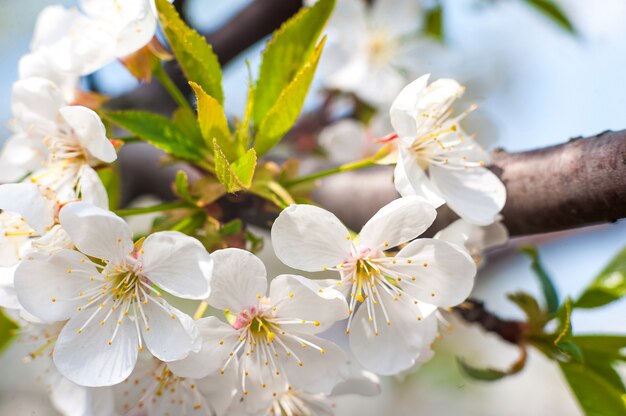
[452,299,527,345]
[317,129,626,237]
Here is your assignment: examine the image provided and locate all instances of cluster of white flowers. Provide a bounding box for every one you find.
[0,1,510,415]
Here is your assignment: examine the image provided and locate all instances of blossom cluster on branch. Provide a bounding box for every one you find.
[0,1,580,416]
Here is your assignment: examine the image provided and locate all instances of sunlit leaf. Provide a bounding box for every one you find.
[576,246,626,309]
[521,246,560,314]
[214,140,257,193]
[156,0,223,103]
[103,110,206,162]
[254,38,326,156]
[252,0,335,126]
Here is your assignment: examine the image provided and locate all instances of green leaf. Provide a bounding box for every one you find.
[252,0,335,126]
[189,82,240,160]
[174,171,195,205]
[458,347,527,382]
[172,107,203,144]
[156,0,223,104]
[221,219,242,236]
[521,246,560,314]
[576,246,626,309]
[558,361,626,416]
[507,292,547,334]
[0,309,18,354]
[424,5,444,43]
[554,297,573,346]
[572,335,626,361]
[254,38,326,157]
[214,140,257,193]
[96,165,121,210]
[525,0,576,34]
[102,110,206,162]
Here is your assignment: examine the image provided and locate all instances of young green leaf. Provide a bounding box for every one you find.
[525,0,576,34]
[253,0,335,125]
[172,107,203,144]
[576,246,626,309]
[155,0,223,103]
[507,292,547,335]
[521,246,560,314]
[0,309,18,354]
[174,171,196,205]
[558,361,626,416]
[254,38,326,157]
[458,347,527,382]
[102,110,207,162]
[189,82,240,160]
[214,140,257,193]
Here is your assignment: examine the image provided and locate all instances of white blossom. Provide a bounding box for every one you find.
[391,74,507,225]
[271,197,477,375]
[2,77,116,206]
[314,0,430,106]
[113,355,237,416]
[168,248,350,413]
[13,202,213,387]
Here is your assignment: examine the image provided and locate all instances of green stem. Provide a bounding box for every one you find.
[152,64,192,112]
[114,201,189,217]
[285,158,376,187]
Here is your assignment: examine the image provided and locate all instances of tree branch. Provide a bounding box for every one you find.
[317,129,626,237]
[452,299,527,345]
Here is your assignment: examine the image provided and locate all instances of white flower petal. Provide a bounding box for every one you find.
[270,274,348,333]
[59,106,117,163]
[140,301,198,362]
[0,266,20,309]
[429,165,506,225]
[49,370,114,416]
[11,76,65,132]
[394,146,446,206]
[434,218,509,253]
[78,165,109,209]
[318,119,369,164]
[359,196,436,251]
[0,183,55,234]
[389,74,430,139]
[207,248,267,312]
[271,204,352,272]
[278,334,348,394]
[395,238,476,307]
[59,202,133,263]
[167,316,239,379]
[140,231,212,300]
[330,370,381,397]
[53,303,139,387]
[349,289,434,375]
[15,250,99,322]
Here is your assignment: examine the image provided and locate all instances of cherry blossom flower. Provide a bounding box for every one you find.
[227,369,380,416]
[29,1,165,78]
[113,354,237,416]
[312,0,432,106]
[435,217,509,268]
[271,197,477,375]
[2,77,116,206]
[169,248,349,413]
[391,74,506,225]
[318,119,383,164]
[13,202,213,387]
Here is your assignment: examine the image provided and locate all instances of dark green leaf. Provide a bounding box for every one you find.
[221,219,242,236]
[521,246,560,314]
[525,0,576,34]
[424,5,444,43]
[252,0,335,125]
[102,110,206,162]
[156,0,223,103]
[576,246,626,309]
[254,38,326,156]
[172,107,203,145]
[558,361,626,416]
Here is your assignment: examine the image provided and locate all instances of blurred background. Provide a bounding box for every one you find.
[1,0,625,415]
